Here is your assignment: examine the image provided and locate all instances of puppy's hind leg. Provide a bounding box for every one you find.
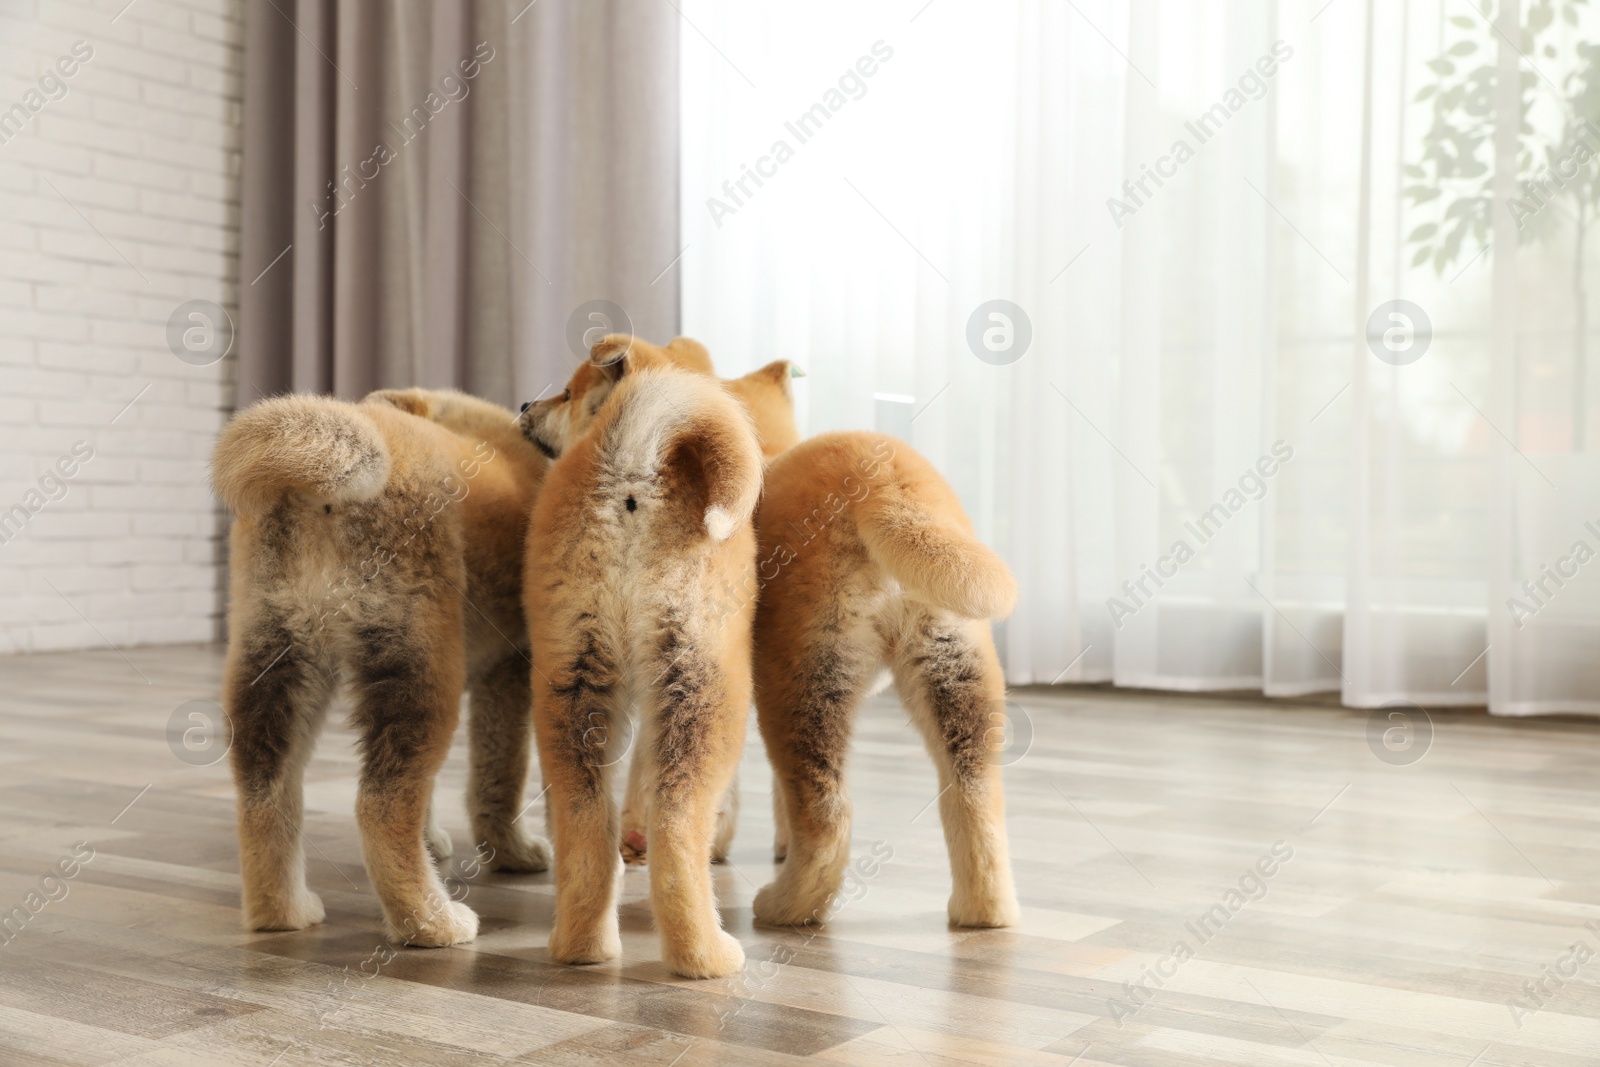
[227,624,335,932]
[893,614,1019,928]
[351,622,477,947]
[467,653,550,872]
[539,631,625,966]
[752,640,877,927]
[645,636,745,978]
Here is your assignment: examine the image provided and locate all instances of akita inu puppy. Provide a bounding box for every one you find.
[362,388,553,872]
[723,359,804,459]
[213,389,548,947]
[618,355,804,866]
[519,334,762,979]
[750,431,1021,930]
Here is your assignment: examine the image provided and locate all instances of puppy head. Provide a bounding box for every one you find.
[517,334,673,458]
[724,359,803,458]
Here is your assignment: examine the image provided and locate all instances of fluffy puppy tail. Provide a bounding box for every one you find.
[629,372,762,543]
[212,395,391,514]
[856,488,1018,619]
[674,406,764,542]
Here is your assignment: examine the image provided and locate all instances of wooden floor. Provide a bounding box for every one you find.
[3,645,1600,1066]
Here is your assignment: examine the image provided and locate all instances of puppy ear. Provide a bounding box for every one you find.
[665,336,714,375]
[762,360,803,380]
[589,334,637,381]
[758,360,801,395]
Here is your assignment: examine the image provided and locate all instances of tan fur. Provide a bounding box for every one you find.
[664,336,715,375]
[214,389,549,949]
[520,336,761,978]
[723,361,803,458]
[586,333,717,377]
[750,432,1020,929]
[212,397,391,513]
[363,388,554,874]
[617,352,802,865]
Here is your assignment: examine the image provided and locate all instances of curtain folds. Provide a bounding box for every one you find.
[238,0,681,410]
[680,0,1600,715]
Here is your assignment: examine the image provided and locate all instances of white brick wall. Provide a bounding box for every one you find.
[0,0,242,653]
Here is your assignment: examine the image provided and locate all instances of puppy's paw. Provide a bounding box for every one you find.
[948,890,1019,929]
[243,888,325,932]
[394,900,479,947]
[752,881,827,927]
[621,829,648,867]
[424,820,453,861]
[665,929,745,980]
[486,830,551,873]
[548,917,621,965]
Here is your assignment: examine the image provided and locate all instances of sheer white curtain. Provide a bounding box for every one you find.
[679,0,1600,716]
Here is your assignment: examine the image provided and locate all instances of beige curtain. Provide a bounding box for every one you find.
[238,0,680,409]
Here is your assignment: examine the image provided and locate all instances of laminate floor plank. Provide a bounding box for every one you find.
[2,645,1599,1065]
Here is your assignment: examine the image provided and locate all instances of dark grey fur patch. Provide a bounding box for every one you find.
[228,622,328,799]
[348,623,444,787]
[549,631,619,797]
[787,642,860,793]
[650,620,723,801]
[904,620,990,781]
